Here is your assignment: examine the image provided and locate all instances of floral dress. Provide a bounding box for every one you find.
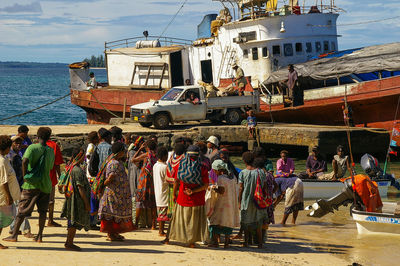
[98,159,134,233]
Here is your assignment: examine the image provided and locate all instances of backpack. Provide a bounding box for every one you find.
[88,147,99,177]
[253,170,272,209]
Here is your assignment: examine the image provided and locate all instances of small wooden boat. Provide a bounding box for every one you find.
[351,202,400,235]
[302,179,390,199]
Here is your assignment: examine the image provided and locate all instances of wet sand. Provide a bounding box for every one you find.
[2,191,398,266]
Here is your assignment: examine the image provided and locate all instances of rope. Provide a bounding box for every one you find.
[88,90,121,118]
[159,0,188,38]
[0,93,71,122]
[383,95,400,175]
[309,15,400,27]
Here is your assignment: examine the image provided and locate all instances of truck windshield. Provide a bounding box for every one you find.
[160,88,183,101]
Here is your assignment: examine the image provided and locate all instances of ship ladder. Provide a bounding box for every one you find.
[217,46,237,84]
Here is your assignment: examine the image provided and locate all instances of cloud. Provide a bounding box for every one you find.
[0,1,42,14]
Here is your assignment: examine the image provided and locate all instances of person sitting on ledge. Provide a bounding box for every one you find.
[298,146,327,179]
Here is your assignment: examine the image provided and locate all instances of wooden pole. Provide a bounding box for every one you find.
[123,98,127,122]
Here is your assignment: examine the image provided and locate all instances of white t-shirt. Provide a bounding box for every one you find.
[153,161,168,207]
[86,143,96,179]
[0,154,20,206]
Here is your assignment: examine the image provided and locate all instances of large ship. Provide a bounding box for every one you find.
[69,0,400,132]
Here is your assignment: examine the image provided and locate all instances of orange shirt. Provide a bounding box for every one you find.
[46,140,64,186]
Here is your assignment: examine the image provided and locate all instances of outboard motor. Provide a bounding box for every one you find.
[360,154,383,180]
[361,153,400,190]
[306,179,358,218]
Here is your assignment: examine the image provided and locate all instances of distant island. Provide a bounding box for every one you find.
[0,61,67,68]
[83,55,105,68]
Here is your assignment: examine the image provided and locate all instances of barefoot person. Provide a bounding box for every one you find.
[46,128,64,227]
[153,146,169,236]
[4,127,55,243]
[60,148,91,251]
[0,136,21,249]
[132,140,157,229]
[238,152,268,249]
[97,142,134,241]
[274,176,304,225]
[207,159,239,248]
[168,145,209,248]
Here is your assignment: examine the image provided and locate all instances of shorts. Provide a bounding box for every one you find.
[17,189,50,218]
[157,207,169,222]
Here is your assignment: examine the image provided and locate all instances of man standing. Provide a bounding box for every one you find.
[287,64,303,106]
[96,128,112,169]
[4,127,55,243]
[46,128,64,227]
[16,125,32,157]
[7,136,33,238]
[232,64,247,96]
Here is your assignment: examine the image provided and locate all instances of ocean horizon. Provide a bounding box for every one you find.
[0,62,107,126]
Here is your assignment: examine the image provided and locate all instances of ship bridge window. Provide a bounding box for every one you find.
[315,41,322,52]
[243,49,249,58]
[252,47,258,60]
[306,42,312,53]
[272,45,281,56]
[331,41,336,51]
[324,41,329,51]
[284,43,293,57]
[295,43,303,54]
[262,47,269,58]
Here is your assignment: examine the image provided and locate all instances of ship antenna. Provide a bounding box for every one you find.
[158,0,188,39]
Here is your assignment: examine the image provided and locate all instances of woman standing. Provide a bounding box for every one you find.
[238,152,269,248]
[0,135,20,249]
[98,142,134,241]
[132,140,157,229]
[168,145,209,248]
[274,176,304,225]
[60,148,91,251]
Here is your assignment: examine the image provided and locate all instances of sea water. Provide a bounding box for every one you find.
[0,65,106,125]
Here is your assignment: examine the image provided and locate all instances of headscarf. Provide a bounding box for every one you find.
[177,145,202,185]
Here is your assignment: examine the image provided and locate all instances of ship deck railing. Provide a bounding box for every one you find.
[105,36,193,50]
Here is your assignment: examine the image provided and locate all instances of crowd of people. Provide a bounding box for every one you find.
[0,125,352,251]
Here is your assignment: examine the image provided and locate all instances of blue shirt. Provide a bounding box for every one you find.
[96,141,112,170]
[18,137,32,157]
[247,116,257,127]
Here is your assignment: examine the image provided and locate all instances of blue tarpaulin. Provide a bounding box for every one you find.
[197,14,218,39]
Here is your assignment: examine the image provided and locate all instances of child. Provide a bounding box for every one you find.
[238,152,268,249]
[153,146,169,236]
[208,160,239,248]
[246,110,257,139]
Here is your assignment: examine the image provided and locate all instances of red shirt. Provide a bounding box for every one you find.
[176,167,209,207]
[46,140,64,186]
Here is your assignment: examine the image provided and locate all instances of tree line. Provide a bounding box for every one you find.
[83,55,105,67]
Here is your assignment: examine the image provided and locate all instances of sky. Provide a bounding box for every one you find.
[0,0,399,63]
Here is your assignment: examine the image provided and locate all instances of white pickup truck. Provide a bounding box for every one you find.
[130,85,260,129]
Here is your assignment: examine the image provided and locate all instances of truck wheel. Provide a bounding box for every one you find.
[225,109,243,125]
[139,122,152,127]
[154,113,170,129]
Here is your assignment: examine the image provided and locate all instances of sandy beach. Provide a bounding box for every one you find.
[0,192,357,266]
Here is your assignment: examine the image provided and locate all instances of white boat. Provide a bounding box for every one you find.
[351,202,400,235]
[302,179,390,199]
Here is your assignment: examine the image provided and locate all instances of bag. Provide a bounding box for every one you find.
[88,147,99,177]
[253,170,272,209]
[24,148,47,187]
[57,170,74,197]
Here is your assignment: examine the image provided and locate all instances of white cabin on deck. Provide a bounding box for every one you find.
[103,0,341,90]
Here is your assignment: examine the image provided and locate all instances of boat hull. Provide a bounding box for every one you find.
[70,88,166,124]
[303,179,390,199]
[352,202,400,235]
[259,76,400,132]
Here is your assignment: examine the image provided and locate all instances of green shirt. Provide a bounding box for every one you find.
[265,159,274,172]
[21,144,55,194]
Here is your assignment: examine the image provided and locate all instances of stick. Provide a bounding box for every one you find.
[123,98,127,122]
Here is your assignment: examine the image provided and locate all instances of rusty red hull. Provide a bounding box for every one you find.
[258,76,400,132]
[70,88,165,124]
